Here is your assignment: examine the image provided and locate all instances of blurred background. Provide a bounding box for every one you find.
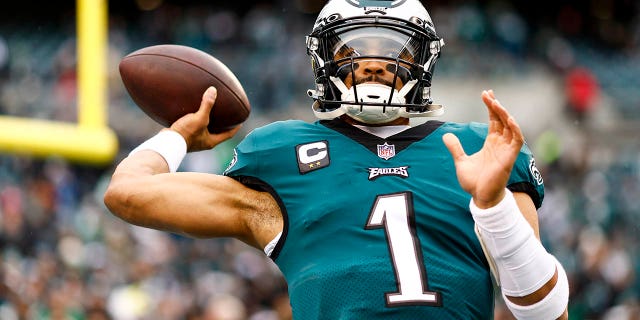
[0,0,639,319]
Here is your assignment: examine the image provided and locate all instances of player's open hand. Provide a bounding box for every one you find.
[443,90,525,208]
[170,86,241,152]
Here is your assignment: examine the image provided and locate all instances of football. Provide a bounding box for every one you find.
[119,44,251,133]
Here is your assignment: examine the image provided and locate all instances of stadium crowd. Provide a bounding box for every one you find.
[1,1,639,319]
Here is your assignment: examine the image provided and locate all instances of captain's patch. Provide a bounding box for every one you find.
[296,141,330,174]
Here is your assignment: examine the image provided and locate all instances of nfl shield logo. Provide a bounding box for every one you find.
[377,142,396,160]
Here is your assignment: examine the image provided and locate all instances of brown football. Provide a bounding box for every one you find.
[119,44,250,133]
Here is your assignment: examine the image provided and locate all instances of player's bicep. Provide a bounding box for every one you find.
[148,173,253,235]
[105,170,270,247]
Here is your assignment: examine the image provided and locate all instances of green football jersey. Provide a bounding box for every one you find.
[224,118,545,320]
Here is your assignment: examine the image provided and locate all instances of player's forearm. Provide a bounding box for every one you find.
[119,149,172,175]
[104,165,267,246]
[103,149,174,221]
[103,129,188,224]
[472,189,569,320]
[103,171,200,237]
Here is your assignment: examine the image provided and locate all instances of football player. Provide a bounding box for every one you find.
[104,0,569,318]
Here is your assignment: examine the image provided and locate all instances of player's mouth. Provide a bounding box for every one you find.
[356,76,396,88]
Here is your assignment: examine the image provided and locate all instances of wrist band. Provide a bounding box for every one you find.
[503,258,569,320]
[470,189,556,297]
[129,130,187,173]
[470,190,568,318]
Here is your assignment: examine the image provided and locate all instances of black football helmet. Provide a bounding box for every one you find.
[306,0,445,124]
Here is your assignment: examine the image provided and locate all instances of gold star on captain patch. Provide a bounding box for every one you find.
[308,161,322,169]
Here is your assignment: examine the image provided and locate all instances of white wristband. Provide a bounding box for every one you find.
[129,130,187,173]
[503,258,569,320]
[470,189,556,297]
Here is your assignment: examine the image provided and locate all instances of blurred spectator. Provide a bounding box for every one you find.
[564,66,600,122]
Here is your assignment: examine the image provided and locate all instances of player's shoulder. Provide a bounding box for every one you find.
[439,121,489,140]
[225,119,330,177]
[248,119,318,137]
[238,119,326,152]
[439,121,534,153]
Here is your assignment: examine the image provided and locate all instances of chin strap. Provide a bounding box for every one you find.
[399,103,444,118]
[330,76,411,107]
[310,76,445,121]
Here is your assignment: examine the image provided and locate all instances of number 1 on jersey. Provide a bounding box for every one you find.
[366,192,442,307]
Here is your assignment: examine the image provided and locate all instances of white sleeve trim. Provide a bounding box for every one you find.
[503,257,569,320]
[264,231,282,257]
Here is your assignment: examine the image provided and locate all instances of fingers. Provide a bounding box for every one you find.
[482,90,524,144]
[443,133,467,161]
[506,112,524,144]
[215,125,242,141]
[204,125,242,150]
[484,92,505,140]
[197,86,217,118]
[482,90,503,121]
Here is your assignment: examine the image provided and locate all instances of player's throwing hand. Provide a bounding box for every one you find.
[170,86,242,153]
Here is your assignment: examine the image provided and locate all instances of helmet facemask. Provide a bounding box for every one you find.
[307,12,445,124]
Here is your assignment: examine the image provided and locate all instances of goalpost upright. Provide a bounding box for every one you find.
[0,0,118,165]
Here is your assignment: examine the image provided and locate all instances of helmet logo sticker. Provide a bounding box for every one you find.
[346,0,407,9]
[314,13,342,29]
[364,7,388,15]
[296,141,331,174]
[377,142,396,160]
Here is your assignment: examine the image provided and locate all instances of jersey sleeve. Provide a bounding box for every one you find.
[222,121,302,195]
[223,128,258,178]
[508,142,545,208]
[222,128,273,192]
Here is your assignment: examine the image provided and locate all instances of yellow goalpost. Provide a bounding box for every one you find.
[0,0,118,165]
